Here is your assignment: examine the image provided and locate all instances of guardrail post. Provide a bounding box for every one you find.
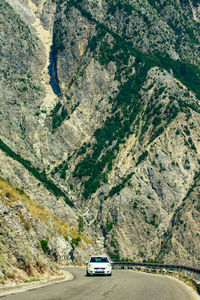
[183,269,185,277]
[195,272,198,281]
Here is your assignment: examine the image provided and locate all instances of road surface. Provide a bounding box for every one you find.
[1,267,199,300]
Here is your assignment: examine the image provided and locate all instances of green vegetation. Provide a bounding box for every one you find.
[50,101,62,116]
[105,221,114,233]
[196,196,200,212]
[108,238,120,261]
[158,230,173,257]
[149,214,158,228]
[52,106,68,131]
[78,216,84,233]
[16,188,25,195]
[53,18,65,53]
[50,102,68,132]
[51,161,69,179]
[184,125,190,136]
[188,137,197,152]
[183,171,200,202]
[147,0,157,9]
[107,1,134,16]
[88,25,107,52]
[0,139,73,207]
[50,101,79,132]
[133,200,138,210]
[71,236,81,246]
[40,240,49,254]
[108,173,133,198]
[136,151,149,166]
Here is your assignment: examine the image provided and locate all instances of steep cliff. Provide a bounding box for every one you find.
[0,0,199,282]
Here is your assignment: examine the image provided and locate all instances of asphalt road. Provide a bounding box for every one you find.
[1,267,199,300]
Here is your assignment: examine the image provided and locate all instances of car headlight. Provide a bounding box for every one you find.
[88,264,94,269]
[106,264,111,268]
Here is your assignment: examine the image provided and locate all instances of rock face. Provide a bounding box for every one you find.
[0,0,200,282]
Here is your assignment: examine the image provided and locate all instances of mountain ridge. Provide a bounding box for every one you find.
[0,0,199,283]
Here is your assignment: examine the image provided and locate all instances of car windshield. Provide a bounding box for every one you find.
[90,257,109,263]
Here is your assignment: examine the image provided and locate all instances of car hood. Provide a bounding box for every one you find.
[89,263,111,268]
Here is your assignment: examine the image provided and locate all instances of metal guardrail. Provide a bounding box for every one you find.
[112,261,200,288]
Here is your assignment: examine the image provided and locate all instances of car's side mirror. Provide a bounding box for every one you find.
[85,261,88,264]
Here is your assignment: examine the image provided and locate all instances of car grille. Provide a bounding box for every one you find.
[94,268,105,273]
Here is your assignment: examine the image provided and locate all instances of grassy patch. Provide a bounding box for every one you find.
[40,240,49,254]
[0,177,79,240]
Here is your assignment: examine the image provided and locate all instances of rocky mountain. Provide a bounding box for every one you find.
[0,0,200,282]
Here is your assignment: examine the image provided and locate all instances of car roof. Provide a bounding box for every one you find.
[89,255,110,260]
[90,255,108,257]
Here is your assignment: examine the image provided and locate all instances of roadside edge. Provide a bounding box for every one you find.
[0,269,74,297]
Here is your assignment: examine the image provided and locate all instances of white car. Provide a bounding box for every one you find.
[86,255,112,276]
